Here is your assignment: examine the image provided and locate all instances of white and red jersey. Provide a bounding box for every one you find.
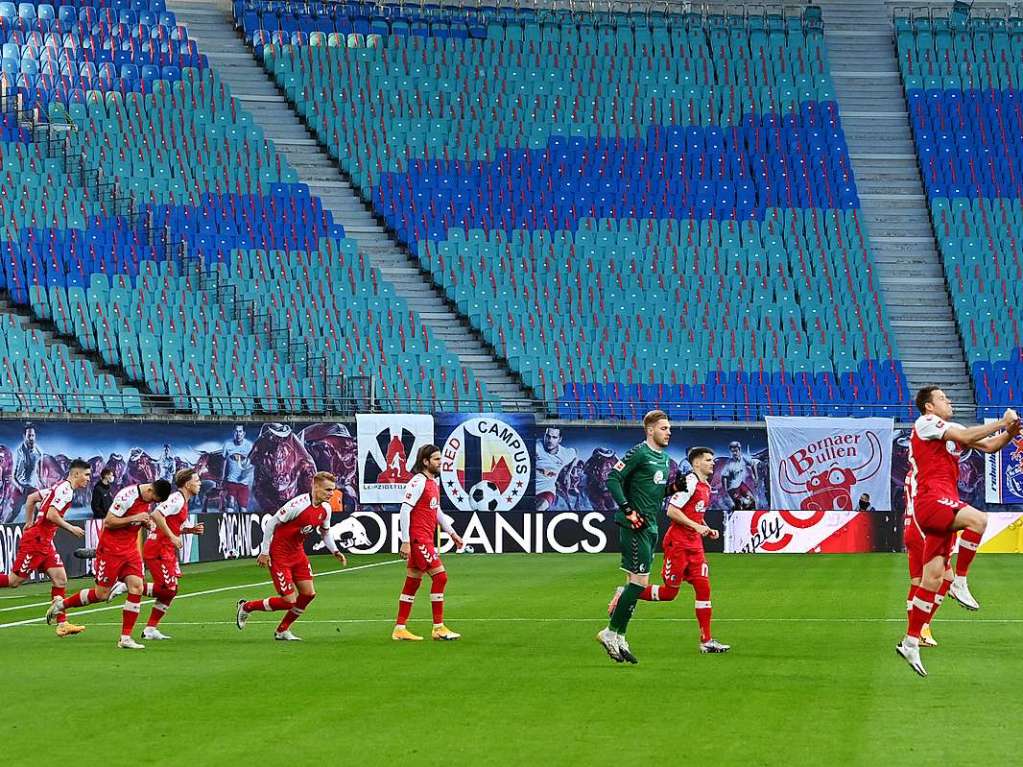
[401,473,441,543]
[98,484,152,557]
[144,491,189,558]
[535,444,578,496]
[902,473,923,546]
[664,473,712,548]
[908,414,963,502]
[262,493,331,561]
[21,480,74,550]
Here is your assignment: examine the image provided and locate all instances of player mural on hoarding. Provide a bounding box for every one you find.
[539,427,767,513]
[435,414,534,512]
[0,421,365,520]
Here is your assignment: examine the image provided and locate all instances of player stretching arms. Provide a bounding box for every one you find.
[597,410,686,664]
[896,387,1019,676]
[235,472,347,641]
[139,469,205,640]
[392,444,465,641]
[46,480,173,649]
[903,473,952,648]
[633,447,730,653]
[1,460,91,637]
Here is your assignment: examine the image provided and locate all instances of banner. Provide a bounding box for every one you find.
[0,420,360,523]
[767,416,893,513]
[356,414,434,503]
[434,413,535,511]
[534,424,768,513]
[984,420,1023,505]
[725,510,902,553]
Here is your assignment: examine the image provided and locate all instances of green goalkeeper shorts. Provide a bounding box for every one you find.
[619,526,657,575]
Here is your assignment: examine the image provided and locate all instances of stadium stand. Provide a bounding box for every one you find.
[896,9,1023,417]
[239,0,912,420]
[0,0,494,415]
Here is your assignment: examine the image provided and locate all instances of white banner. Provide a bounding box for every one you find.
[356,414,434,503]
[766,416,893,512]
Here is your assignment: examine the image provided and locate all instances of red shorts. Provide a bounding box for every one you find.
[223,481,250,508]
[94,550,144,588]
[270,556,313,596]
[661,540,707,587]
[913,495,967,535]
[409,540,441,572]
[145,550,182,590]
[12,544,63,577]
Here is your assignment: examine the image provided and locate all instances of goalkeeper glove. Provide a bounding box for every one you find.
[619,504,647,530]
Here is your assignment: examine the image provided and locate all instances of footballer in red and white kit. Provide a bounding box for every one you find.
[1,459,91,637]
[897,387,1019,677]
[902,473,952,648]
[630,447,729,653]
[46,479,173,649]
[392,444,464,642]
[235,472,347,641]
[140,469,206,640]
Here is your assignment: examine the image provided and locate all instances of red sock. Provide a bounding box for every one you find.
[276,593,314,633]
[0,574,10,587]
[692,576,712,643]
[928,579,952,624]
[430,571,447,626]
[51,587,67,624]
[62,588,99,609]
[146,588,177,628]
[907,587,936,638]
[243,596,292,612]
[906,584,917,612]
[955,529,983,577]
[638,584,679,601]
[395,576,422,627]
[121,593,142,638]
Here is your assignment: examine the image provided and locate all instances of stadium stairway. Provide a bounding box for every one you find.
[166,0,541,413]
[818,0,976,411]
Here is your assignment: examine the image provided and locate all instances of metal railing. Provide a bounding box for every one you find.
[0,390,1004,423]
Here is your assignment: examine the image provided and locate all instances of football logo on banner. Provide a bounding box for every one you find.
[440,416,531,511]
[357,414,434,504]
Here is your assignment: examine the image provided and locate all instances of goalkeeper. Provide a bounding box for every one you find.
[596,409,685,664]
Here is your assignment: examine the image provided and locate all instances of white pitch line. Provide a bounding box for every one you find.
[0,599,54,612]
[5,616,1023,629]
[0,559,402,629]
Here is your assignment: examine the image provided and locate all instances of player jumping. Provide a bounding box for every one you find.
[902,473,950,648]
[597,410,686,664]
[139,469,205,640]
[235,471,347,641]
[632,447,730,653]
[896,387,1019,676]
[46,480,173,649]
[1,460,91,637]
[392,444,465,641]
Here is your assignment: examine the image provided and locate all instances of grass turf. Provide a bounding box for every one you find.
[1,552,1021,766]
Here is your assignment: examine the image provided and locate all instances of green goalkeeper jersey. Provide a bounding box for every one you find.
[607,442,670,523]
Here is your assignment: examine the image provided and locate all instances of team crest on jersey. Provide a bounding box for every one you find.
[613,460,626,471]
[653,470,665,485]
[440,417,531,512]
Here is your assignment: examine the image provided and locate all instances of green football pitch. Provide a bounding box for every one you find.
[2,553,1020,766]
